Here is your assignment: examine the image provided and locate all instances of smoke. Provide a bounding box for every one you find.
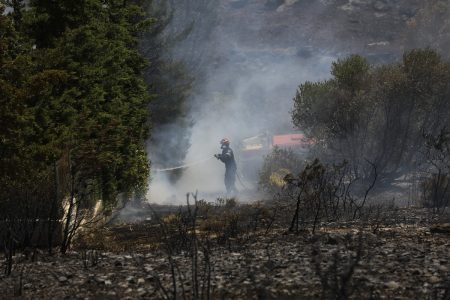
[147,1,339,204]
[147,0,433,204]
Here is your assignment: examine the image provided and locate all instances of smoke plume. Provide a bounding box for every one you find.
[146,0,431,204]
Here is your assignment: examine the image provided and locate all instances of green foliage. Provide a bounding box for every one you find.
[139,2,194,176]
[294,56,372,144]
[292,80,334,139]
[25,0,152,206]
[292,49,450,182]
[0,0,153,250]
[140,0,220,175]
[331,55,369,91]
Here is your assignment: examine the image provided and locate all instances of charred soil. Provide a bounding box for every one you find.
[0,207,449,299]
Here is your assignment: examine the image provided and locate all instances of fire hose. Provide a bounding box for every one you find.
[153,157,214,172]
[236,172,250,190]
[153,156,250,191]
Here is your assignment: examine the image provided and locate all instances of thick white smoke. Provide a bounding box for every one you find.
[148,44,335,203]
[148,0,412,203]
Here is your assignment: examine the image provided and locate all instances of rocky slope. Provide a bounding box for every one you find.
[216,0,447,63]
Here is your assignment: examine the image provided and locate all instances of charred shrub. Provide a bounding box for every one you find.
[198,198,273,248]
[421,174,450,211]
[259,147,306,193]
[421,129,450,212]
[292,50,450,185]
[279,159,376,233]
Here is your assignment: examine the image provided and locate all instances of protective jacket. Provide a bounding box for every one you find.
[217,146,237,194]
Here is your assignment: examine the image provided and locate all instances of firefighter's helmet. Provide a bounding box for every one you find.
[220,138,230,146]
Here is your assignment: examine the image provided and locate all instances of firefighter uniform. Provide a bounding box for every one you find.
[216,139,238,195]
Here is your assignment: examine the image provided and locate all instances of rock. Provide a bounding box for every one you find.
[400,6,418,18]
[265,0,284,10]
[137,278,145,285]
[114,260,123,267]
[276,0,299,11]
[230,0,248,9]
[105,280,112,286]
[137,287,146,296]
[367,41,390,47]
[326,234,343,245]
[23,283,32,289]
[437,265,447,272]
[126,276,136,284]
[429,276,440,284]
[340,3,354,12]
[118,282,129,289]
[398,256,410,263]
[373,1,389,11]
[430,224,450,234]
[95,276,106,284]
[412,269,421,275]
[284,0,299,5]
[58,276,68,283]
[144,264,153,273]
[385,281,400,289]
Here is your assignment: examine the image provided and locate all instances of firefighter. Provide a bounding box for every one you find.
[215,138,238,195]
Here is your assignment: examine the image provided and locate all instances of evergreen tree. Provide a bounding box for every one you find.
[0,0,153,252]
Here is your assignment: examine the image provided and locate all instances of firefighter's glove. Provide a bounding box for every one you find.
[214,154,221,160]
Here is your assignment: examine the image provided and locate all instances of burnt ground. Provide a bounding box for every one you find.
[0,207,449,300]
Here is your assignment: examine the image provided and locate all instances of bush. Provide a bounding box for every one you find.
[292,49,450,184]
[259,147,305,193]
[421,128,450,212]
[421,174,450,211]
[278,159,376,233]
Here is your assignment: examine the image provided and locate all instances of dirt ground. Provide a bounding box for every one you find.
[0,207,449,299]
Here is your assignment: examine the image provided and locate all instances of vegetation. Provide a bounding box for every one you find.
[1,1,449,298]
[292,49,450,188]
[0,0,220,257]
[0,0,152,254]
[259,147,305,193]
[421,128,450,212]
[141,0,220,178]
